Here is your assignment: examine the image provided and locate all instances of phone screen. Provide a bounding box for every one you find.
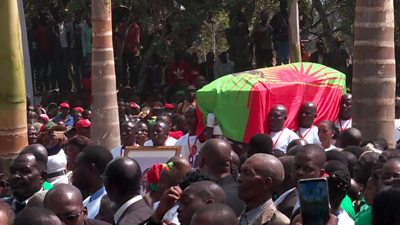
[298,178,330,225]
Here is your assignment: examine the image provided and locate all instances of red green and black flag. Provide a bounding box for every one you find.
[196,62,347,143]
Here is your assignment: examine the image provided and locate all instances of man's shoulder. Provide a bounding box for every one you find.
[85,218,111,225]
[258,203,290,225]
[283,128,298,138]
[175,133,189,144]
[166,136,177,146]
[268,209,290,225]
[119,199,153,224]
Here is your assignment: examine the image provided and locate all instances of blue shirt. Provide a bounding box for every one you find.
[83,186,107,219]
[52,114,74,127]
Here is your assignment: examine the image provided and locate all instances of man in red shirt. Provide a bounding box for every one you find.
[120,15,141,87]
[166,53,190,87]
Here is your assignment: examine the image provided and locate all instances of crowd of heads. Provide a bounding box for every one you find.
[6,3,399,224]
[14,87,400,225]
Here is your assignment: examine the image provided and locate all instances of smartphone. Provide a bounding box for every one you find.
[298,178,330,225]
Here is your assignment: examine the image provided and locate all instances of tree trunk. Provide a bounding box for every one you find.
[288,0,301,63]
[352,0,396,147]
[0,0,28,159]
[91,0,121,150]
[312,0,335,49]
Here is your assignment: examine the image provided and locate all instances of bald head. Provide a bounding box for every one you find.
[21,144,48,164]
[44,184,83,208]
[188,181,226,203]
[338,128,362,148]
[14,207,62,225]
[298,102,317,128]
[268,105,287,132]
[247,154,285,188]
[191,203,238,225]
[104,157,142,203]
[199,139,232,177]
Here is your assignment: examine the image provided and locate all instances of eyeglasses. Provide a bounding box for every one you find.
[57,207,84,222]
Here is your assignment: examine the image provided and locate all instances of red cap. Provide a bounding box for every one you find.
[75,119,91,129]
[129,102,140,110]
[164,103,175,109]
[39,114,49,123]
[60,102,70,109]
[73,107,84,113]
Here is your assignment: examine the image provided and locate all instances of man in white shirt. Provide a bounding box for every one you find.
[145,121,177,146]
[296,102,320,144]
[175,108,202,164]
[111,121,139,158]
[268,105,299,152]
[104,157,153,225]
[335,94,352,132]
[72,145,113,219]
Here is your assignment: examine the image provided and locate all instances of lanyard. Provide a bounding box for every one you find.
[272,131,284,149]
[339,119,351,131]
[188,136,198,164]
[297,127,312,139]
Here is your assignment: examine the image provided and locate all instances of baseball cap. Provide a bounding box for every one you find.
[164,103,175,109]
[73,107,84,113]
[129,102,140,110]
[75,119,91,129]
[59,102,70,109]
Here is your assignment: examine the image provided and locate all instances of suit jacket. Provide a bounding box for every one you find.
[85,218,111,225]
[117,199,153,225]
[253,202,290,225]
[276,190,297,218]
[216,175,245,216]
[3,197,25,213]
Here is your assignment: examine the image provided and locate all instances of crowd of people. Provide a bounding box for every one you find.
[0,82,397,225]
[29,1,352,102]
[10,2,400,225]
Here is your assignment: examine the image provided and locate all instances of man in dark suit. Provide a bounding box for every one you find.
[198,139,245,216]
[104,157,153,225]
[4,151,47,213]
[44,184,110,225]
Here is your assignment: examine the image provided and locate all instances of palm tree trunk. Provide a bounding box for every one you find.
[91,0,121,150]
[0,0,28,158]
[353,0,396,147]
